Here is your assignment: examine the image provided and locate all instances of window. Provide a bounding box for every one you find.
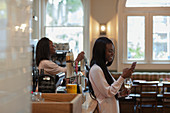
[153,16,170,60]
[118,0,170,71]
[43,0,84,58]
[127,16,145,60]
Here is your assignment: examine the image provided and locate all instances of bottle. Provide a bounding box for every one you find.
[80,58,85,72]
[66,50,74,78]
[66,51,71,62]
[40,69,44,75]
[70,49,74,61]
[66,49,74,62]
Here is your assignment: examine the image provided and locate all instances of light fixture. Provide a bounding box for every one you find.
[100,24,106,35]
[33,16,38,21]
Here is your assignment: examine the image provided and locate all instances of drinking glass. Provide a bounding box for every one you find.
[31,92,44,102]
[124,78,133,99]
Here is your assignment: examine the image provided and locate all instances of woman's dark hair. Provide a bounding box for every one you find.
[36,37,50,66]
[88,37,115,99]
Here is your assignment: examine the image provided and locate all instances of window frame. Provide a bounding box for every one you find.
[118,0,170,72]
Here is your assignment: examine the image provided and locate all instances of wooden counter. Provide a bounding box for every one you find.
[82,93,98,113]
[32,93,98,113]
[32,93,82,113]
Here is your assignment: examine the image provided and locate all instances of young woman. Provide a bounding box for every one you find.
[36,37,84,75]
[88,37,136,113]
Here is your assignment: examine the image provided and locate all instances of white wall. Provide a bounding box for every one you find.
[0,0,32,112]
[90,0,118,71]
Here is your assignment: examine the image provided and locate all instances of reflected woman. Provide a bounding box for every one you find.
[36,37,84,76]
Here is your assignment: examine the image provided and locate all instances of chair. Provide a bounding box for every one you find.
[136,82,158,113]
[162,83,170,113]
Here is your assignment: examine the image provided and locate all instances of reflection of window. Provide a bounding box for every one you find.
[0,1,7,61]
[45,0,84,58]
[118,0,170,71]
[126,0,170,7]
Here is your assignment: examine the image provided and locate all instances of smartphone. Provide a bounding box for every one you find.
[130,62,137,71]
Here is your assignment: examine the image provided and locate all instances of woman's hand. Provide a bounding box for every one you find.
[75,51,85,62]
[119,88,131,97]
[121,62,136,79]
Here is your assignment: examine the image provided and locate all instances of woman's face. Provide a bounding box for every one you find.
[49,41,55,55]
[105,43,115,62]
